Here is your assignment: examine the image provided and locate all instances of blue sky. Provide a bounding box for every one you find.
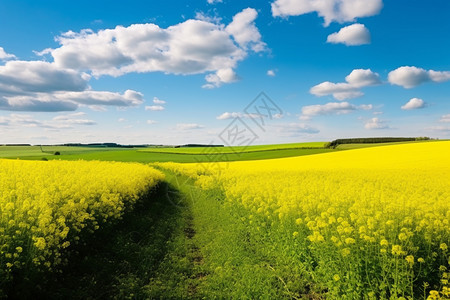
[0,0,449,145]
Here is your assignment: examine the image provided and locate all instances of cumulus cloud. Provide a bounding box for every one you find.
[2,91,141,112]
[0,58,144,112]
[388,66,450,88]
[0,97,78,112]
[153,97,166,104]
[216,111,262,120]
[271,0,383,26]
[145,105,165,111]
[267,69,276,76]
[195,12,222,24]
[401,98,426,110]
[0,60,87,94]
[203,68,239,88]
[0,47,16,60]
[364,117,390,129]
[58,90,144,106]
[47,8,264,88]
[273,113,283,119]
[439,114,450,123]
[310,68,381,100]
[300,101,372,120]
[176,123,204,130]
[0,113,96,129]
[327,23,370,46]
[147,120,158,124]
[1,90,143,112]
[226,8,266,52]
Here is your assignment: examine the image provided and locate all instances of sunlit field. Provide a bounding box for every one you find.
[159,142,450,298]
[0,159,164,292]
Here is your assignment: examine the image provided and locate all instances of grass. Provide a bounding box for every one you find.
[0,145,125,158]
[139,142,327,154]
[11,147,335,163]
[3,141,435,163]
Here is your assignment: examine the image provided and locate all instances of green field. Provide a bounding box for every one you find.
[138,142,327,154]
[0,145,126,158]
[0,142,332,163]
[0,141,433,163]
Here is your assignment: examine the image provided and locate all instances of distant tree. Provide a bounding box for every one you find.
[54,151,60,155]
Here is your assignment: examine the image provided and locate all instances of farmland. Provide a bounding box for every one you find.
[157,141,450,299]
[0,142,334,163]
[0,159,164,296]
[0,140,448,298]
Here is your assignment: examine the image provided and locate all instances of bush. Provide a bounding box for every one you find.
[54,152,60,155]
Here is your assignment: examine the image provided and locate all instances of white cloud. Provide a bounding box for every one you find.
[176,123,204,130]
[310,68,381,100]
[0,47,16,60]
[327,23,370,46]
[364,117,390,129]
[388,66,450,88]
[0,89,143,112]
[153,97,166,104]
[0,60,87,94]
[273,113,284,119]
[56,90,144,107]
[0,59,144,112]
[48,8,264,88]
[267,69,276,76]
[203,68,239,88]
[0,113,96,129]
[271,0,383,26]
[310,82,362,100]
[439,114,450,123]
[118,118,126,122]
[401,98,426,110]
[300,101,372,119]
[207,0,222,3]
[216,111,262,120]
[145,105,165,111]
[195,12,222,24]
[226,8,266,52]
[345,69,381,87]
[147,120,158,124]
[217,112,242,120]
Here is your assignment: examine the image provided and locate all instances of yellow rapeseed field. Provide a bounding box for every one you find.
[160,141,450,298]
[0,159,164,278]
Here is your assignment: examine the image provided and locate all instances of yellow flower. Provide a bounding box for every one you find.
[333,274,340,281]
[345,238,356,245]
[380,239,388,247]
[405,255,414,266]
